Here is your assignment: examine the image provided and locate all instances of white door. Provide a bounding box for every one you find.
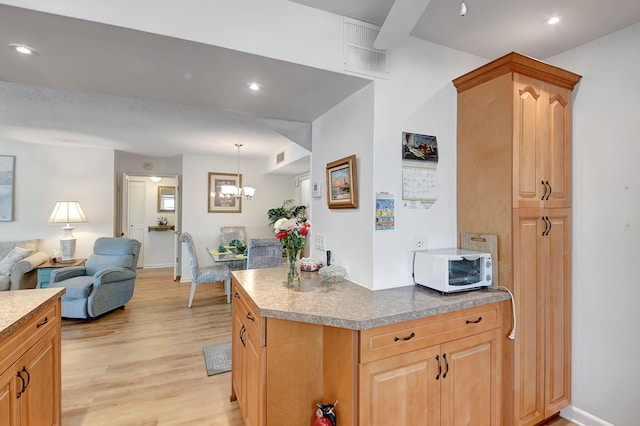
[127,179,146,266]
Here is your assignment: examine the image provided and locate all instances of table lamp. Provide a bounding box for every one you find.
[48,201,88,261]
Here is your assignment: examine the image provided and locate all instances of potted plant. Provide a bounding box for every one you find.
[267,199,306,227]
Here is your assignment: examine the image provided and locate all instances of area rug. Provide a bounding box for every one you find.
[203,342,232,376]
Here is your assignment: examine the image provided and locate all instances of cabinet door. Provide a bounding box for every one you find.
[513,75,545,208]
[359,346,440,426]
[514,75,572,209]
[544,209,571,415]
[513,210,545,426]
[231,303,244,404]
[542,87,572,208]
[20,328,59,426]
[243,331,264,426]
[0,365,19,426]
[440,329,501,426]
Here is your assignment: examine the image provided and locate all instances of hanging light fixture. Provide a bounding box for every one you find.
[220,144,256,199]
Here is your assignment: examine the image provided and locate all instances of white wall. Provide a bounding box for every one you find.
[0,141,114,258]
[548,23,640,426]
[311,84,375,286]
[180,153,296,280]
[370,39,485,289]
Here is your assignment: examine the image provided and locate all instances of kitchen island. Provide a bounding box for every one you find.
[0,287,65,425]
[230,268,510,426]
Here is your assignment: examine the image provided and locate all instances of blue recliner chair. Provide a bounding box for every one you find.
[49,237,141,319]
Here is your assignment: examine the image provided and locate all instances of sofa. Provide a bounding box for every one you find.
[0,239,49,291]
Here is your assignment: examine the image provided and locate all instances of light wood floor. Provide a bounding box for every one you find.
[60,267,576,426]
[60,268,243,425]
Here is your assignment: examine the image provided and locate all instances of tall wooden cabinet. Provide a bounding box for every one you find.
[453,52,580,426]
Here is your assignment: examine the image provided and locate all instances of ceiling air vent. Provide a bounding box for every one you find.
[276,151,285,164]
[343,17,387,79]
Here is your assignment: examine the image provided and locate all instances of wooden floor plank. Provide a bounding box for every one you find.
[61,267,243,425]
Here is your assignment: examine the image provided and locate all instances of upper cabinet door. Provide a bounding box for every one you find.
[543,85,572,208]
[513,74,572,209]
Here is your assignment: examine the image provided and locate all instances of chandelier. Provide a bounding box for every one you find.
[220,143,256,199]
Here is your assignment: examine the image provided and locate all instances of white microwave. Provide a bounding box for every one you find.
[413,249,492,294]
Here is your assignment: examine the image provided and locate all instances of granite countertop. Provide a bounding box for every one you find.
[232,268,510,330]
[0,288,66,340]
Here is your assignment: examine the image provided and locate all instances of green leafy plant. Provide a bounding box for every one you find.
[267,199,306,227]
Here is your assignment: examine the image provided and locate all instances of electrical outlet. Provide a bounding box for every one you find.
[411,237,428,251]
[314,234,326,251]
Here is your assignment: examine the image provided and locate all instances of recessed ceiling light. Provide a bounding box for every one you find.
[247,82,262,91]
[547,16,561,25]
[9,43,38,55]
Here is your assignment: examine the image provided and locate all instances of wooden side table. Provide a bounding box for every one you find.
[36,258,86,289]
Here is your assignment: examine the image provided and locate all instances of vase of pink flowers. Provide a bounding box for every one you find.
[273,216,311,288]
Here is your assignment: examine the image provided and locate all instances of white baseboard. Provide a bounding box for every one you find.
[142,263,173,269]
[561,405,615,426]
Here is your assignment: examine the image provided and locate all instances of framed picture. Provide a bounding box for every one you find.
[208,172,242,213]
[402,132,439,163]
[326,154,358,209]
[0,155,15,222]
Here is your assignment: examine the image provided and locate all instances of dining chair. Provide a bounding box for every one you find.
[246,238,283,269]
[180,232,231,306]
[220,226,247,246]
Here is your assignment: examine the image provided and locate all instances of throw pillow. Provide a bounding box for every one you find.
[0,247,34,275]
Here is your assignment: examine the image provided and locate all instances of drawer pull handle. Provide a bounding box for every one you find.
[545,180,552,200]
[246,312,255,322]
[465,316,482,324]
[393,332,415,342]
[443,353,449,379]
[36,317,49,328]
[22,367,30,390]
[16,371,26,398]
[435,355,441,380]
[234,292,240,299]
[239,325,246,348]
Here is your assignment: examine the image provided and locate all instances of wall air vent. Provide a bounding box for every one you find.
[343,17,387,79]
[276,151,285,164]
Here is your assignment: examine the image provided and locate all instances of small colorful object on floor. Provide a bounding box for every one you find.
[315,402,337,426]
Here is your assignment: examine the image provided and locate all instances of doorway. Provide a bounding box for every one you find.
[120,174,180,277]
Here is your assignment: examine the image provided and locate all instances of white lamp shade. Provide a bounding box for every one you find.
[243,187,256,198]
[49,201,88,224]
[220,185,239,197]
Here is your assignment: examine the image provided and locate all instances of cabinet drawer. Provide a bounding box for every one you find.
[232,281,264,345]
[0,301,59,374]
[360,302,502,363]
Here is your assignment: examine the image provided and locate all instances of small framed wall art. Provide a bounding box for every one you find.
[0,155,15,222]
[325,154,358,209]
[208,172,242,213]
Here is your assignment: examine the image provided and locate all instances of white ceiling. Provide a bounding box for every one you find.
[0,4,370,160]
[1,1,639,162]
[292,0,640,59]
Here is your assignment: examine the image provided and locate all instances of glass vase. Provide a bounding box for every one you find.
[286,248,301,288]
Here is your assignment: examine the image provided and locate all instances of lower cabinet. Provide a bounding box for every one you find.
[359,304,503,426]
[359,346,441,425]
[231,284,265,426]
[0,299,61,426]
[230,278,504,426]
